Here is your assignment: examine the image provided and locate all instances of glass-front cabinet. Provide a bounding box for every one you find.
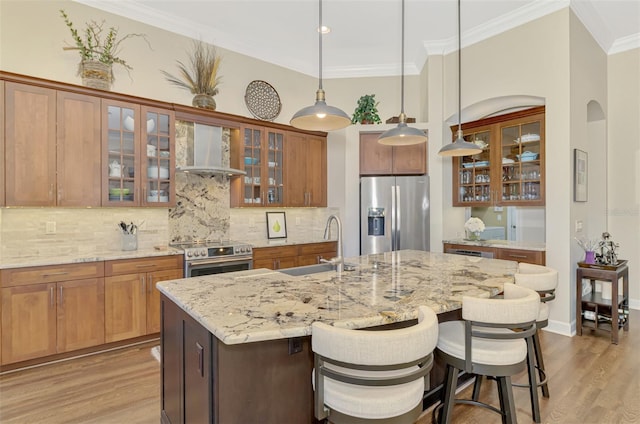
[240,125,284,206]
[103,100,174,206]
[452,106,545,207]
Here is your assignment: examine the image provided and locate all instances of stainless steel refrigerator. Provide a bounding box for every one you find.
[360,175,430,255]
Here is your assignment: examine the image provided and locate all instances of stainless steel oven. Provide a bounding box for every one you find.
[171,240,253,277]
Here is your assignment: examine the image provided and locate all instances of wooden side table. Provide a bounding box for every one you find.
[576,260,629,344]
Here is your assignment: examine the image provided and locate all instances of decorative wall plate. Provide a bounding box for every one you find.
[244,80,281,121]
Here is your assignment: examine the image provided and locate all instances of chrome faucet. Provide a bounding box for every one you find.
[321,214,344,272]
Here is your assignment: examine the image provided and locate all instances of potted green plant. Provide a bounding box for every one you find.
[60,9,148,90]
[351,94,382,124]
[161,40,222,110]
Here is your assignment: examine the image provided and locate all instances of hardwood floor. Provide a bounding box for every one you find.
[0,312,638,424]
[0,341,160,424]
[418,309,640,424]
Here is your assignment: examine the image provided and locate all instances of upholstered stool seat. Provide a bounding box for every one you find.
[435,284,540,424]
[312,305,439,423]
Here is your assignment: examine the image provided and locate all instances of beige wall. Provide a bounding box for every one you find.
[608,48,640,307]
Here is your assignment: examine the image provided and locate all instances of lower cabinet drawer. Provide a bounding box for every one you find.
[495,248,545,265]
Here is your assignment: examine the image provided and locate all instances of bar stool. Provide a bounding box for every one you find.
[513,264,558,401]
[311,306,439,424]
[472,263,558,423]
[435,284,540,424]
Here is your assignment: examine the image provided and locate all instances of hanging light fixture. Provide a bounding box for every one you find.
[438,0,482,156]
[378,0,427,146]
[290,0,350,132]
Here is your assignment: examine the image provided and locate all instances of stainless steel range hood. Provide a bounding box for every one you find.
[176,123,245,176]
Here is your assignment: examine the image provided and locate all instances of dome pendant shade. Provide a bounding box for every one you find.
[378,0,426,146]
[379,113,427,145]
[290,0,350,132]
[438,0,482,157]
[290,89,351,131]
[438,130,482,156]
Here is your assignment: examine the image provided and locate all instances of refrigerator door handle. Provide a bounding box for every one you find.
[396,185,401,250]
[391,185,396,251]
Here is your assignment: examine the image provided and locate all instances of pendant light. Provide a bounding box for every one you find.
[290,0,350,132]
[438,0,482,156]
[378,0,427,146]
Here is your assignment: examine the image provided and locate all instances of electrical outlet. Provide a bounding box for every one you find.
[295,217,301,225]
[45,221,56,234]
[497,214,502,221]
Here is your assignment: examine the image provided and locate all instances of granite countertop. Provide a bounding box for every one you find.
[442,239,546,251]
[157,250,517,345]
[0,246,184,269]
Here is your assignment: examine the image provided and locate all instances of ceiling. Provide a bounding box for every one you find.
[77,0,639,79]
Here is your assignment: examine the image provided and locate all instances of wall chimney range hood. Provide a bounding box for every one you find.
[176,123,246,176]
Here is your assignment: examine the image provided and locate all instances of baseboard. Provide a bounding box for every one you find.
[543,319,573,337]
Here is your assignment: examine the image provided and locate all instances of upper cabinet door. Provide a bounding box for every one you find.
[359,132,427,176]
[56,91,102,207]
[141,106,175,206]
[0,82,4,206]
[103,100,140,206]
[454,128,493,206]
[4,82,56,206]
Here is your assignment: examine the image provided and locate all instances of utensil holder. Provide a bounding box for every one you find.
[122,233,138,251]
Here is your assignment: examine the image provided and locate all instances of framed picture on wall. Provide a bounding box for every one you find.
[266,212,287,239]
[574,149,588,202]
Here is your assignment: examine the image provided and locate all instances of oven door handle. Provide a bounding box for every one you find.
[186,256,253,267]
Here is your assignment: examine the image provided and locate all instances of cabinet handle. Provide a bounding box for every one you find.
[316,255,321,264]
[59,286,63,306]
[148,276,153,293]
[57,187,63,203]
[49,183,54,201]
[308,192,312,205]
[196,342,204,377]
[507,254,528,259]
[136,264,155,268]
[141,276,146,294]
[43,271,69,277]
[50,287,54,308]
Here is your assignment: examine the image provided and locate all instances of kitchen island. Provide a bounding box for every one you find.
[157,250,517,424]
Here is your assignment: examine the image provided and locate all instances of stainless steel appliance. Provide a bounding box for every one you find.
[443,246,494,258]
[171,240,253,277]
[360,175,430,255]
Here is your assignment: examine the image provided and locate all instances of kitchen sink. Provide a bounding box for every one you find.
[279,263,336,276]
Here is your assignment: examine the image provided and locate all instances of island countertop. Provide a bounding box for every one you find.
[156,250,518,345]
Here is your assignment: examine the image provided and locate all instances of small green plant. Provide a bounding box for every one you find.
[351,94,382,124]
[161,40,222,96]
[60,9,148,70]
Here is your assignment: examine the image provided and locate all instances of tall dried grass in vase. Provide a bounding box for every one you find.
[161,40,222,110]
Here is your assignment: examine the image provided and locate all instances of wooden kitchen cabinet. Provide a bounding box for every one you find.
[285,132,327,207]
[0,81,5,206]
[443,242,545,265]
[359,132,427,176]
[494,247,545,265]
[253,242,338,270]
[104,255,183,341]
[452,106,545,207]
[4,83,102,207]
[102,100,175,207]
[4,82,56,206]
[0,262,105,365]
[297,242,338,266]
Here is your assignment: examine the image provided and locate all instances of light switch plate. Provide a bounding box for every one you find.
[45,221,56,234]
[575,220,583,232]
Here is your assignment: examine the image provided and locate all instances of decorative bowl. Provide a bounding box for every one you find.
[517,151,538,161]
[109,187,130,196]
[147,166,169,179]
